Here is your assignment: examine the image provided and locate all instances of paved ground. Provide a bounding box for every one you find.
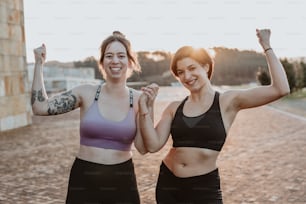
[0,87,305,204]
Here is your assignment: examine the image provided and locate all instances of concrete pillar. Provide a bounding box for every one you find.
[0,0,32,132]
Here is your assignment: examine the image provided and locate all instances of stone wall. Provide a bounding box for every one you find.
[0,0,32,132]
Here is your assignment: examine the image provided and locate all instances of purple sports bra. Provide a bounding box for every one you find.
[80,85,136,151]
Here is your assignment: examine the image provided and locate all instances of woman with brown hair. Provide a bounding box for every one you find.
[32,31,149,204]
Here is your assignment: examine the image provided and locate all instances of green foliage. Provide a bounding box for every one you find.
[73,56,102,80]
[281,58,296,92]
[301,61,306,87]
[211,47,268,85]
[72,48,302,88]
[128,51,174,85]
[257,59,305,92]
[256,67,271,85]
[134,47,270,86]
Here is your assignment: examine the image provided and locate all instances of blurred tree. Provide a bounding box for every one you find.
[73,56,101,80]
[128,51,173,85]
[212,47,268,85]
[293,61,304,90]
[301,61,306,88]
[71,48,296,87]
[281,58,296,92]
[256,66,271,85]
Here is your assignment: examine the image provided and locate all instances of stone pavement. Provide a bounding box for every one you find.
[0,87,305,204]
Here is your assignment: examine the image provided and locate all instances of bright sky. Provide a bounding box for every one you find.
[24,0,306,62]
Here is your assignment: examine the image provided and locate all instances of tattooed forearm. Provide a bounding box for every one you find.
[47,90,77,115]
[31,89,46,105]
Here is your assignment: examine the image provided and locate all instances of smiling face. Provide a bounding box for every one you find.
[99,31,141,80]
[171,46,214,80]
[102,41,130,80]
[176,57,210,91]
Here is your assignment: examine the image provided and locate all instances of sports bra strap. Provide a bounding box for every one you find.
[94,84,102,101]
[129,89,133,107]
[94,84,133,108]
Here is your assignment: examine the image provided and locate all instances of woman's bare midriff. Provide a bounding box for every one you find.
[163,147,220,178]
[77,145,132,165]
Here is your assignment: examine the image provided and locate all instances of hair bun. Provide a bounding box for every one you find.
[113,31,125,38]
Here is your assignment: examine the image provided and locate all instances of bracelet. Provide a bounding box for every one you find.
[264,47,272,53]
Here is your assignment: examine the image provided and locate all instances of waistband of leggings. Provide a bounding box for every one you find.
[75,157,133,167]
[160,161,219,179]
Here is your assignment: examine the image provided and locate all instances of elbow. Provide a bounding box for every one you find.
[137,148,149,155]
[136,146,148,155]
[272,83,290,98]
[280,89,290,97]
[31,105,46,116]
[134,142,149,155]
[274,89,290,100]
[147,146,160,153]
[279,86,290,97]
[32,106,39,115]
[136,147,158,154]
[135,146,156,155]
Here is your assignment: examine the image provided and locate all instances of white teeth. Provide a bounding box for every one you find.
[110,67,121,71]
[186,79,195,85]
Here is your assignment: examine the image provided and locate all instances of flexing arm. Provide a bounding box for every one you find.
[138,84,174,153]
[31,44,81,115]
[232,29,290,110]
[257,29,290,96]
[134,84,158,154]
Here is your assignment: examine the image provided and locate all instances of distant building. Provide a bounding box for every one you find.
[0,0,32,132]
[27,65,102,94]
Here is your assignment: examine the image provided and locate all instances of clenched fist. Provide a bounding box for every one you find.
[256,29,271,51]
[33,44,46,64]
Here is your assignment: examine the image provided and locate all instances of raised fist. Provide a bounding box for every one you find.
[256,29,271,50]
[33,44,46,64]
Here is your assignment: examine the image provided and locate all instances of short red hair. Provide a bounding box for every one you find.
[171,46,214,79]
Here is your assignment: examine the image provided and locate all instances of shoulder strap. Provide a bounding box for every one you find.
[94,83,133,105]
[211,91,220,109]
[176,96,188,114]
[129,89,133,107]
[94,83,103,101]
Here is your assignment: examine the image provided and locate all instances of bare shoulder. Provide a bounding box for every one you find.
[74,83,101,104]
[164,100,182,117]
[129,88,142,107]
[75,83,100,92]
[219,89,240,112]
[130,88,142,98]
[168,100,182,109]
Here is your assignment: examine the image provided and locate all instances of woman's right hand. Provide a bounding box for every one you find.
[33,44,46,64]
[256,29,271,50]
[140,83,159,106]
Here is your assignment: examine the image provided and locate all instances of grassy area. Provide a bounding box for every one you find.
[286,88,306,99]
[219,84,306,118]
[269,88,306,118]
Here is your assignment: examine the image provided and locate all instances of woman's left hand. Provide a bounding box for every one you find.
[256,29,271,50]
[141,83,159,107]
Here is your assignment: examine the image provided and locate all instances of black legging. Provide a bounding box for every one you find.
[156,162,223,204]
[66,158,140,204]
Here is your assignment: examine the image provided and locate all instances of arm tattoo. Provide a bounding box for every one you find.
[31,89,46,105]
[47,90,77,115]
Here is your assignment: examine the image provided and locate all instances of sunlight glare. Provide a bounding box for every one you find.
[207,48,216,58]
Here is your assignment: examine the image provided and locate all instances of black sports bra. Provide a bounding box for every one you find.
[170,92,226,151]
